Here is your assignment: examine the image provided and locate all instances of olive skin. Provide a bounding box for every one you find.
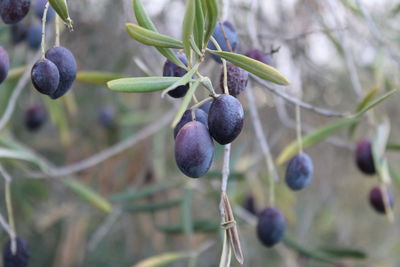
[219,62,249,97]
[174,109,208,139]
[207,20,238,63]
[31,58,60,96]
[26,25,42,50]
[25,105,47,131]
[208,94,244,145]
[369,186,394,214]
[257,207,286,247]
[355,139,375,175]
[162,53,189,98]
[200,101,212,114]
[175,121,214,178]
[45,46,77,99]
[285,153,314,191]
[3,237,29,267]
[0,0,30,24]
[99,106,116,128]
[0,47,10,84]
[246,49,271,65]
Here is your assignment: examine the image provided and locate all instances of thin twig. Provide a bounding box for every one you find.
[251,74,348,118]
[41,3,50,58]
[88,208,122,251]
[0,51,41,132]
[28,108,176,178]
[245,83,278,206]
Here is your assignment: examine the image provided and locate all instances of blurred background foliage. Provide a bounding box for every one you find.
[1,0,400,266]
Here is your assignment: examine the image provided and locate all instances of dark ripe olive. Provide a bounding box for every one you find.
[173,109,208,139]
[219,62,249,97]
[285,153,314,191]
[3,237,29,267]
[257,207,286,247]
[355,139,375,175]
[162,53,189,98]
[369,186,394,214]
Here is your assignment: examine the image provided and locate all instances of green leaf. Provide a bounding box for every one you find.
[182,0,196,64]
[203,0,218,47]
[76,71,126,86]
[171,80,200,128]
[208,51,290,85]
[48,0,73,29]
[109,182,179,202]
[193,0,205,50]
[0,148,38,162]
[122,200,182,212]
[161,63,199,97]
[126,23,183,49]
[134,252,188,267]
[108,77,181,93]
[181,188,193,236]
[277,117,359,164]
[388,165,400,186]
[157,220,219,234]
[318,247,367,259]
[62,178,112,213]
[283,235,341,265]
[386,143,400,150]
[349,87,379,136]
[355,89,397,116]
[132,0,187,69]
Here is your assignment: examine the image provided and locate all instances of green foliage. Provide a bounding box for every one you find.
[49,0,73,29]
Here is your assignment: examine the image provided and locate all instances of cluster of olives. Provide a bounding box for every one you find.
[165,55,246,178]
[31,45,77,99]
[2,237,29,267]
[5,0,55,50]
[355,139,394,214]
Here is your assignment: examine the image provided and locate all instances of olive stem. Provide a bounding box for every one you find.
[209,36,229,95]
[41,3,50,58]
[55,14,61,47]
[190,96,213,111]
[0,166,16,254]
[295,103,303,154]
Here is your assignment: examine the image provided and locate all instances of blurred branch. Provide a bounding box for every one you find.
[28,108,177,178]
[0,51,41,132]
[88,208,122,251]
[323,1,363,97]
[238,27,347,41]
[354,0,400,68]
[252,74,348,118]
[245,82,279,186]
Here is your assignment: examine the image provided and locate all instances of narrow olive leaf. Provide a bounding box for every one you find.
[282,236,341,265]
[171,80,200,128]
[62,178,112,213]
[190,37,203,58]
[76,71,126,86]
[355,87,379,113]
[109,182,179,202]
[133,0,187,69]
[318,247,367,259]
[181,188,194,236]
[108,77,181,93]
[182,0,196,64]
[133,252,188,267]
[123,200,182,212]
[386,143,400,150]
[126,24,183,49]
[388,165,400,186]
[157,220,219,234]
[209,51,290,85]
[222,193,244,265]
[355,89,397,115]
[48,0,73,29]
[203,0,218,47]
[276,117,359,164]
[193,0,205,49]
[161,63,199,97]
[6,66,26,81]
[218,231,232,267]
[0,148,38,163]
